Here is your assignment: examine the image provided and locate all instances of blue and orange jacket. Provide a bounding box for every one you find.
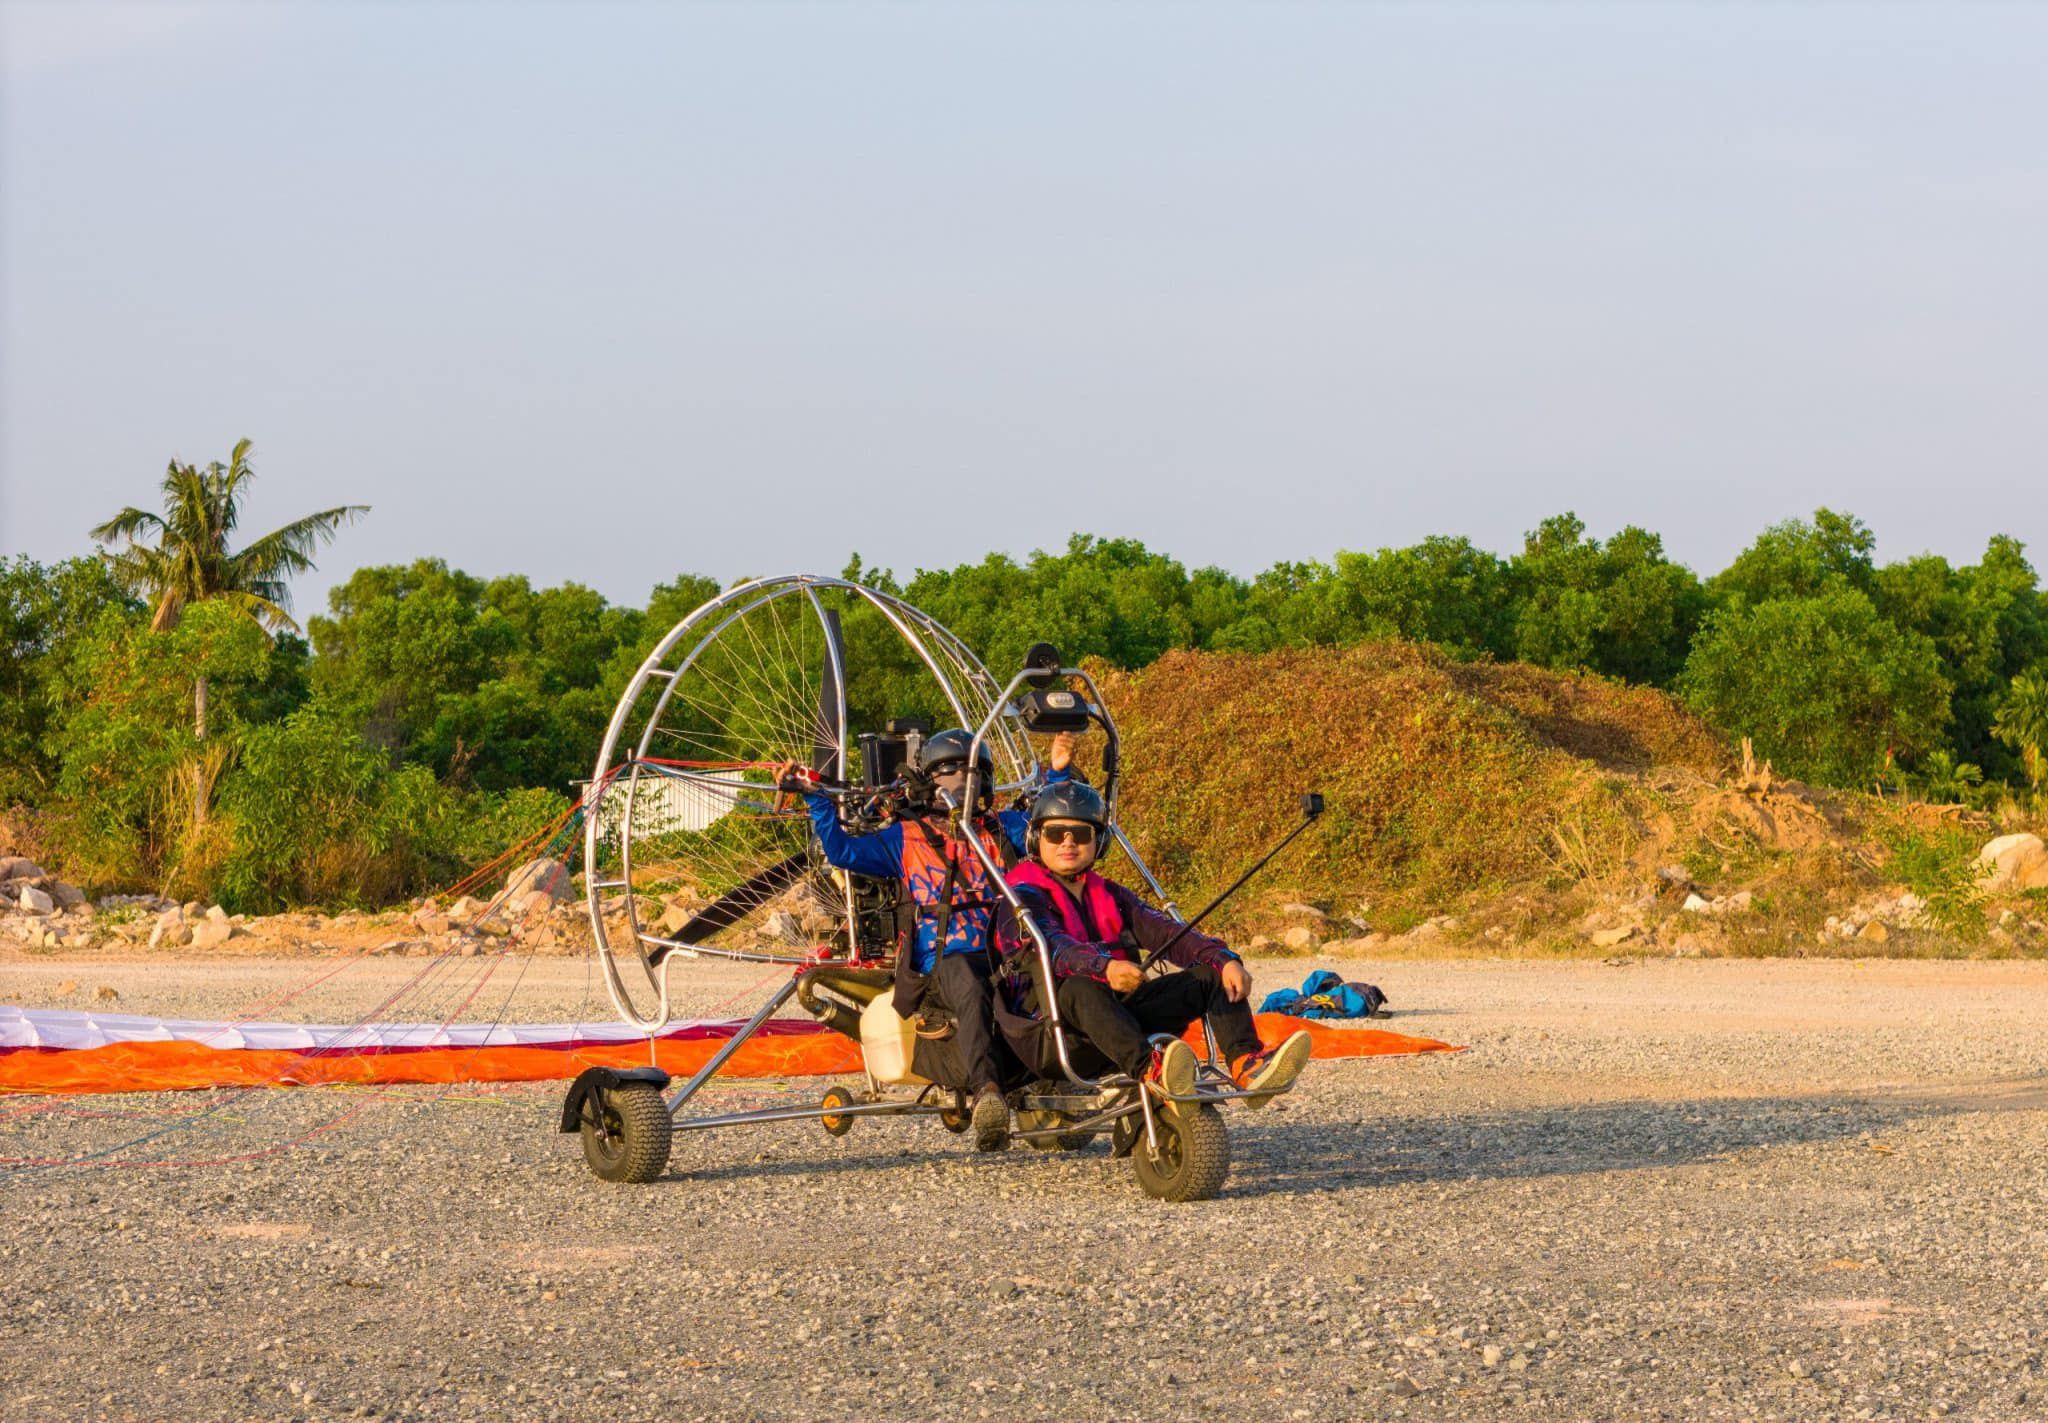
[804,772,1069,974]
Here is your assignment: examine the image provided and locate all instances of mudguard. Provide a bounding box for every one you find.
[558,1065,673,1133]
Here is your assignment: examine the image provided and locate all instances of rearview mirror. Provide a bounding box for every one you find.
[1021,642,1064,689]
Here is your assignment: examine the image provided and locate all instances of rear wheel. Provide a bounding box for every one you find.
[579,1082,673,1183]
[1130,1103,1229,1202]
[820,1085,857,1137]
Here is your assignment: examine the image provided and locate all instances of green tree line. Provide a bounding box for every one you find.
[6,492,2046,911]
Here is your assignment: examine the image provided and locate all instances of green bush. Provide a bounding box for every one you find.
[1882,826,1984,940]
[215,706,569,912]
[1680,589,1951,787]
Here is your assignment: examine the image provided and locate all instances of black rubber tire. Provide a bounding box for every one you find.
[938,1091,972,1134]
[579,1081,673,1184]
[1109,1113,1140,1159]
[820,1086,856,1137]
[1130,1103,1229,1202]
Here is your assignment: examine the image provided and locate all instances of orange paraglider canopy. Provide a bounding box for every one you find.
[0,1006,1456,1096]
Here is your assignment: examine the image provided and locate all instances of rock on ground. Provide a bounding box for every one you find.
[1980,832,2048,890]
[505,858,573,905]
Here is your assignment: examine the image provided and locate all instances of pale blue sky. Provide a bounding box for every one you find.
[3,1,2044,620]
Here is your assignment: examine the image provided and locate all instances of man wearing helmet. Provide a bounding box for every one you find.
[998,780,1311,1105]
[775,730,1077,1151]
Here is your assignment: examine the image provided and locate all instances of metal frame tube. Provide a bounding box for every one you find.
[584,574,1040,1033]
[663,976,801,1115]
[672,1099,948,1133]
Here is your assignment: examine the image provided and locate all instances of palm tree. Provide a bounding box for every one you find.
[1993,673,2048,791]
[1913,750,1983,806]
[91,438,368,747]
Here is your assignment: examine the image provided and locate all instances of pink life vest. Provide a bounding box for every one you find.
[1008,862,1128,957]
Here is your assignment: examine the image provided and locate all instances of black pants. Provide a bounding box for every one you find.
[917,952,1005,1094]
[1053,963,1261,1079]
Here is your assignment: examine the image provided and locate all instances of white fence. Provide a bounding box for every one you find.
[580,770,743,839]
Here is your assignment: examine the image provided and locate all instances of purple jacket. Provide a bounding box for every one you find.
[997,875,1239,986]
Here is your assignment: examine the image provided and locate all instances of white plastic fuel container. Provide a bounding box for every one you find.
[858,992,930,1087]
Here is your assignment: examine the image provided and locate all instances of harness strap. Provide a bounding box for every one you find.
[903,814,1012,973]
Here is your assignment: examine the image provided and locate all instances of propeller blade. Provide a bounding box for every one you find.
[672,852,809,946]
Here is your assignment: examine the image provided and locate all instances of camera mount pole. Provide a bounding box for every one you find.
[1135,793,1325,972]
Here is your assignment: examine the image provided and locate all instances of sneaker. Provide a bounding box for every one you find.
[1145,1038,1199,1100]
[1230,1030,1312,1109]
[971,1086,1010,1151]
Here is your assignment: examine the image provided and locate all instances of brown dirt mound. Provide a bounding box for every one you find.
[1091,642,1731,934]
[1448,660,1726,775]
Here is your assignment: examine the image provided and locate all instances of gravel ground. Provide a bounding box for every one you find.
[4,952,2047,1422]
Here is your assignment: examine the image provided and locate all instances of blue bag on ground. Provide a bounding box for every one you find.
[1259,969,1389,1019]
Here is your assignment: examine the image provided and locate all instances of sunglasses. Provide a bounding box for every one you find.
[1040,823,1097,846]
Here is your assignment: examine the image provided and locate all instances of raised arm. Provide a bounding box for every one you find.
[804,794,902,878]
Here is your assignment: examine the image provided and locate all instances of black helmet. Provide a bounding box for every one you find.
[917,728,994,778]
[1026,780,1107,859]
[916,728,995,809]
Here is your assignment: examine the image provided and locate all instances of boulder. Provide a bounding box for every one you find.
[1281,925,1317,951]
[17,885,53,915]
[412,908,450,937]
[204,904,229,924]
[657,901,694,936]
[0,856,46,883]
[1979,833,2048,891]
[189,918,235,949]
[447,896,480,924]
[50,881,86,908]
[1681,893,1711,914]
[1590,925,1637,948]
[505,858,572,906]
[1280,903,1328,920]
[1858,920,1890,944]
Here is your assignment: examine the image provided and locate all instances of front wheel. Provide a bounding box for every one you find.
[1130,1103,1229,1202]
[579,1082,673,1183]
[820,1085,857,1137]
